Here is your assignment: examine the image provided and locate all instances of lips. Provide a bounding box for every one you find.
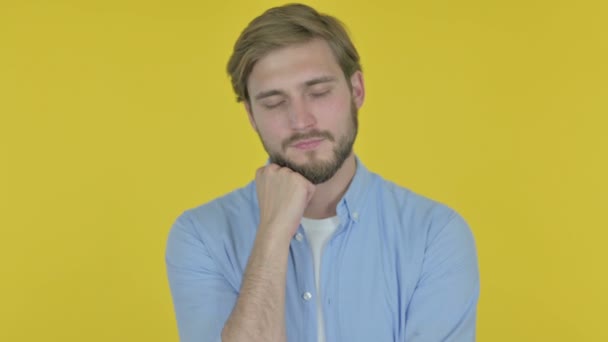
[292,138,324,150]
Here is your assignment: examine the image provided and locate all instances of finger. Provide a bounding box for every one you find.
[278,166,294,175]
[307,182,316,194]
[266,163,280,171]
[255,167,264,178]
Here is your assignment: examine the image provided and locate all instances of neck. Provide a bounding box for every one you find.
[303,154,357,219]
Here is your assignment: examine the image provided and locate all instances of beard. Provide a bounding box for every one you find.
[259,102,358,185]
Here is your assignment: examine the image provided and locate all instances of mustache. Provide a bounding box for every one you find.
[282,130,335,150]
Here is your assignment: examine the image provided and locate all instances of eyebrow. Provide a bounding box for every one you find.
[253,76,337,101]
[304,75,337,87]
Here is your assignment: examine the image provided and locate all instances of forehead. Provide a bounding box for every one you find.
[247,38,344,93]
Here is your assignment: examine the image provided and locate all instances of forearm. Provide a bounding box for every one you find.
[221,228,291,342]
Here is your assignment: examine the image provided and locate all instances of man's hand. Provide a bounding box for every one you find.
[255,163,316,242]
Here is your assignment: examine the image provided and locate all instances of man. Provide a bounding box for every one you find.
[166,3,479,342]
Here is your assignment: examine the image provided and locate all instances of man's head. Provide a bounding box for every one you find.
[227,4,365,184]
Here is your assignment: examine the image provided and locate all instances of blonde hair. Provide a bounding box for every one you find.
[226,3,361,103]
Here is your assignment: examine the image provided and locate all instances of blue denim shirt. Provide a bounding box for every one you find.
[166,158,479,341]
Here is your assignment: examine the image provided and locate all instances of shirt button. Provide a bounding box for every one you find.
[302,292,312,301]
[352,212,359,220]
[295,232,304,241]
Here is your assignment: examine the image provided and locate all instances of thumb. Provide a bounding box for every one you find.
[305,182,316,203]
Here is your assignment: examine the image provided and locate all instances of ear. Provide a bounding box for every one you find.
[349,70,365,109]
[244,101,258,132]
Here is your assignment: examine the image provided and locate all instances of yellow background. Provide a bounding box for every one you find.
[1,0,607,340]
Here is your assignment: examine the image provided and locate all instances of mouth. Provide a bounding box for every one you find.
[292,138,324,150]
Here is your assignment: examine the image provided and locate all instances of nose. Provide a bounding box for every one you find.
[288,98,316,130]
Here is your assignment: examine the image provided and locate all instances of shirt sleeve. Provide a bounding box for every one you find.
[404,211,480,341]
[165,211,237,342]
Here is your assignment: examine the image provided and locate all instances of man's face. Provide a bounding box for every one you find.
[245,38,365,184]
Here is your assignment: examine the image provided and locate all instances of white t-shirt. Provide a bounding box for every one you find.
[300,216,340,342]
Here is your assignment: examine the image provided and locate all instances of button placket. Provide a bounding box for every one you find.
[295,232,304,241]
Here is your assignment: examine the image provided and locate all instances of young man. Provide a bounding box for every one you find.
[166,4,479,342]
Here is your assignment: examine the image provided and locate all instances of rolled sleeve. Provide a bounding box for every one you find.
[165,212,237,342]
[404,212,480,341]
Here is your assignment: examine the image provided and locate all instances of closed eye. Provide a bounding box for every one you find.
[264,100,285,109]
[310,90,331,98]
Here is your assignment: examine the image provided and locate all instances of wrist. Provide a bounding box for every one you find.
[256,221,295,247]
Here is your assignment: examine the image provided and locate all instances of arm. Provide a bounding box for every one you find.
[221,225,291,341]
[222,164,314,342]
[166,216,292,342]
[165,213,238,342]
[166,164,314,342]
[404,212,480,341]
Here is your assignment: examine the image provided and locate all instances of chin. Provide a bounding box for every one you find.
[290,151,331,164]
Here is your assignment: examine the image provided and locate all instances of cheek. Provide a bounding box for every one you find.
[255,116,288,144]
[313,94,351,126]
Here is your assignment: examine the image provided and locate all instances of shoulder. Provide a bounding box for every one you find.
[170,181,258,243]
[166,181,259,283]
[374,174,458,217]
[372,173,472,245]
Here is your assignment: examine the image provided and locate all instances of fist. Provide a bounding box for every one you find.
[255,164,316,240]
